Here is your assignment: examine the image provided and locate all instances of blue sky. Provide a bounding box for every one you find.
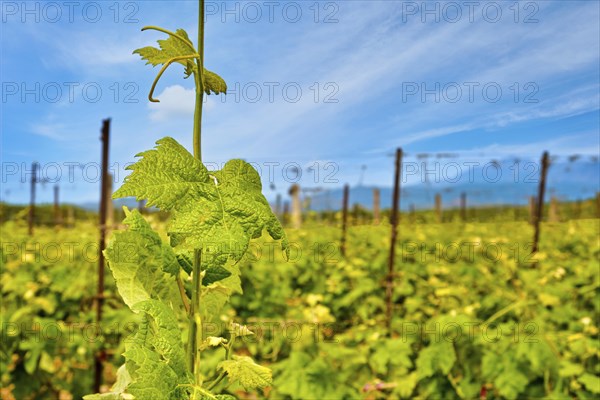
[1,0,599,205]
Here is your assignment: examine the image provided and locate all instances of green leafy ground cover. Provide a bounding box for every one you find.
[1,218,598,399]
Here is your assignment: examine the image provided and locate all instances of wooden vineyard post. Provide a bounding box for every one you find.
[532,151,549,255]
[28,162,38,236]
[95,118,110,393]
[460,192,467,222]
[53,184,62,227]
[289,184,302,229]
[435,193,442,223]
[596,192,600,219]
[529,196,536,225]
[373,188,380,224]
[386,148,402,335]
[138,200,144,213]
[341,184,349,257]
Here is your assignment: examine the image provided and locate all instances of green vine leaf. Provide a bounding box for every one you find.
[114,137,289,270]
[176,253,193,275]
[203,265,232,286]
[125,299,192,399]
[204,69,227,95]
[200,283,232,321]
[83,365,133,399]
[230,323,254,338]
[199,336,227,351]
[134,28,197,78]
[113,138,209,210]
[415,341,456,379]
[578,373,600,394]
[482,351,529,399]
[176,252,232,286]
[218,355,273,390]
[104,207,182,310]
[196,394,236,400]
[370,338,413,375]
[393,372,418,399]
[184,385,235,400]
[170,157,289,260]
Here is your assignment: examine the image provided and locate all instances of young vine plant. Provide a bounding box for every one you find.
[84,1,288,399]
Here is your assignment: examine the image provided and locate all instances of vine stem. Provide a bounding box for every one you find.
[193,0,205,160]
[189,1,205,395]
[207,337,234,391]
[189,249,203,398]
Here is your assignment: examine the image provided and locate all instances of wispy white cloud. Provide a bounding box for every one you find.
[385,90,599,148]
[148,85,196,121]
[149,84,220,122]
[30,122,66,141]
[492,96,599,127]
[396,124,477,146]
[203,1,599,159]
[421,131,600,161]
